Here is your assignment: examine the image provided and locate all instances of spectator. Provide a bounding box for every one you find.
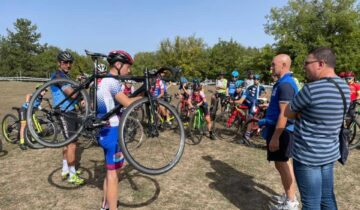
[285,47,350,210]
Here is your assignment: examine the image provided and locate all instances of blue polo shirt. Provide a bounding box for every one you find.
[50,70,76,112]
[265,73,299,126]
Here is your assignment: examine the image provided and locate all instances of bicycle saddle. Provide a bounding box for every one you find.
[84,50,107,58]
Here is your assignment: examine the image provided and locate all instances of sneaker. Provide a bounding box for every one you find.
[271,194,287,204]
[269,199,299,210]
[68,174,85,186]
[100,208,109,210]
[209,133,217,140]
[61,170,82,180]
[19,144,27,150]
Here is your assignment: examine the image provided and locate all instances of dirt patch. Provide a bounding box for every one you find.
[0,81,359,210]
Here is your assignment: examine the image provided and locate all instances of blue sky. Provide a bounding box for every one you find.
[0,0,288,56]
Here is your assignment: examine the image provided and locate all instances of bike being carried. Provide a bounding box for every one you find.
[26,50,185,176]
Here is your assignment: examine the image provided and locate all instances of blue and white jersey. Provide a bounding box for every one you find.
[22,95,42,109]
[227,80,237,97]
[97,76,122,127]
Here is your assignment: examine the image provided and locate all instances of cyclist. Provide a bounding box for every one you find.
[226,80,246,128]
[150,69,172,124]
[338,71,346,80]
[51,51,84,186]
[345,71,360,121]
[18,84,47,150]
[210,71,227,119]
[176,76,191,100]
[237,74,267,141]
[226,70,241,98]
[244,70,255,88]
[121,80,135,96]
[188,80,216,140]
[98,50,142,210]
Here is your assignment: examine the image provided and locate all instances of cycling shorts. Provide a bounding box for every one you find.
[97,126,125,170]
[19,108,27,121]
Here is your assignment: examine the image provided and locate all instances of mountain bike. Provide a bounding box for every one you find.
[2,100,57,149]
[187,106,205,145]
[346,101,360,149]
[26,50,185,175]
[213,102,248,141]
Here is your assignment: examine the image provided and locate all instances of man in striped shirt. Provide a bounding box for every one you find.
[285,47,350,210]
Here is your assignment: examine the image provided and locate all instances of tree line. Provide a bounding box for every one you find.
[1,0,360,82]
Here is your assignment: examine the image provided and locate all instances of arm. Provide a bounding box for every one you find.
[115,92,142,108]
[269,103,288,152]
[25,94,32,103]
[284,104,297,119]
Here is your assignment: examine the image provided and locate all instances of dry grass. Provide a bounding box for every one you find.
[0,81,359,210]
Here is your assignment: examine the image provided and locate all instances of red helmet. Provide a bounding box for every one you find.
[107,50,134,65]
[338,72,346,78]
[345,71,355,77]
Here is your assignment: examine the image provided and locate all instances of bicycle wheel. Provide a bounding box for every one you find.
[348,121,360,149]
[187,110,204,145]
[119,98,185,175]
[1,114,19,144]
[26,79,90,148]
[213,112,242,141]
[24,126,45,149]
[210,99,219,121]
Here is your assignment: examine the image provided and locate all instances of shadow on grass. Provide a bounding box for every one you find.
[47,166,92,190]
[203,155,276,210]
[0,150,8,158]
[87,160,161,208]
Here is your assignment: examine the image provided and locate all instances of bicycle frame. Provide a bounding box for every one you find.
[193,107,204,129]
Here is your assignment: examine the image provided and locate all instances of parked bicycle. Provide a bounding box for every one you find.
[26,50,185,175]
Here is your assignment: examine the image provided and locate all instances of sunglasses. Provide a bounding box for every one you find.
[61,61,73,64]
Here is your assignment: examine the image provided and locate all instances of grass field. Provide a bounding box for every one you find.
[0,81,359,210]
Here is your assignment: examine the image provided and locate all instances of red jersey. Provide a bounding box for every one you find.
[349,82,360,102]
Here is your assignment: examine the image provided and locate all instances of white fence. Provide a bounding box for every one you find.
[0,77,49,82]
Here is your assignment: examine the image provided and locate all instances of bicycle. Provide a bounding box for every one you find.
[187,106,206,145]
[26,50,185,175]
[2,100,57,149]
[346,101,360,149]
[213,101,248,141]
[210,93,227,120]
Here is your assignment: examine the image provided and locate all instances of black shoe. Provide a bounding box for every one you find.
[19,144,27,150]
[209,133,217,140]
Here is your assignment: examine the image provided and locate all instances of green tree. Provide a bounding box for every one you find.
[265,0,360,78]
[132,52,160,75]
[0,18,43,77]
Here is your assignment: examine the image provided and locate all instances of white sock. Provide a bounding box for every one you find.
[69,166,76,177]
[62,160,69,173]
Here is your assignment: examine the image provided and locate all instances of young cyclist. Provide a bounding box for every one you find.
[98,50,141,210]
[187,80,216,140]
[226,70,241,97]
[121,80,135,96]
[226,80,246,128]
[150,70,172,124]
[18,84,47,150]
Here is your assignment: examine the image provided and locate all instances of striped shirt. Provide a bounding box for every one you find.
[290,77,350,166]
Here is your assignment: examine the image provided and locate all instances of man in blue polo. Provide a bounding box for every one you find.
[262,54,299,210]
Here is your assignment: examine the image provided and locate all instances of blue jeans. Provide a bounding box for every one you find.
[293,159,338,210]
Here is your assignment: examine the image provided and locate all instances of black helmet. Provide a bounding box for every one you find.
[107,50,134,65]
[57,51,74,62]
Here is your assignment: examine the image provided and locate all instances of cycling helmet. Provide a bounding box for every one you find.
[35,83,43,89]
[193,82,201,91]
[232,70,239,78]
[338,72,346,78]
[253,74,261,80]
[97,64,108,73]
[345,71,355,77]
[180,76,188,84]
[107,50,134,65]
[57,51,74,62]
[235,80,244,88]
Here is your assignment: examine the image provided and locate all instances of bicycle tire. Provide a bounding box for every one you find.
[24,126,45,149]
[26,79,90,148]
[213,112,242,141]
[348,121,360,149]
[119,98,185,175]
[187,110,204,145]
[1,114,19,144]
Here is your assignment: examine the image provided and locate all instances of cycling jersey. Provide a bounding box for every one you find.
[191,91,206,104]
[216,79,227,94]
[349,82,360,102]
[97,76,122,127]
[22,95,42,109]
[227,79,237,97]
[242,84,266,103]
[120,84,135,96]
[150,78,165,97]
[50,70,76,111]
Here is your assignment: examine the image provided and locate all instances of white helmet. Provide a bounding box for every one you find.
[97,64,108,73]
